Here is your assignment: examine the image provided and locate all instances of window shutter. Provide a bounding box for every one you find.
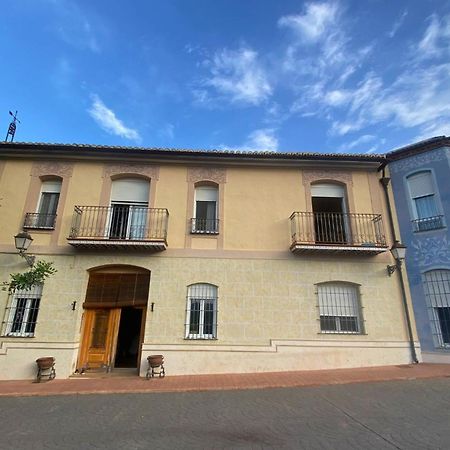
[407,172,434,198]
[41,180,62,194]
[195,186,218,202]
[84,272,150,308]
[311,184,345,198]
[111,179,150,203]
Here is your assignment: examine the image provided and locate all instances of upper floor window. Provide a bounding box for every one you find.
[185,283,218,339]
[407,171,443,232]
[24,179,61,229]
[192,185,219,234]
[2,284,43,337]
[317,282,364,334]
[422,270,450,348]
[109,178,150,239]
[311,183,348,244]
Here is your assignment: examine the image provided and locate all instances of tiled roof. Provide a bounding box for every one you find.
[0,141,386,161]
[386,136,450,160]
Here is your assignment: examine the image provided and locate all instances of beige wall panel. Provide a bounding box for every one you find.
[224,168,303,251]
[190,237,218,250]
[0,161,33,243]
[155,166,188,249]
[352,171,373,213]
[57,163,104,245]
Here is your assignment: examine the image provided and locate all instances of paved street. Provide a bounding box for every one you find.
[1,378,449,449]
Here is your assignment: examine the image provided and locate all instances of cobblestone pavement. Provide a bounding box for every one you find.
[1,378,449,450]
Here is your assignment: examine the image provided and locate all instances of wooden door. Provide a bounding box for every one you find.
[77,308,121,371]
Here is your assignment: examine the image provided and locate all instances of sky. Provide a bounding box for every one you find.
[0,0,449,154]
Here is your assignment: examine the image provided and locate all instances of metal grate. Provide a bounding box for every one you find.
[23,213,57,229]
[185,284,218,339]
[412,216,444,232]
[2,285,43,337]
[317,283,364,334]
[422,270,450,348]
[290,212,386,247]
[190,218,219,234]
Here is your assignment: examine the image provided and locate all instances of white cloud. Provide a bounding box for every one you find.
[88,95,140,141]
[338,134,375,152]
[278,2,339,43]
[387,10,408,38]
[218,128,279,152]
[195,47,272,106]
[417,14,450,60]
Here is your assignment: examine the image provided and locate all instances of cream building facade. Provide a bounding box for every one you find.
[0,142,420,379]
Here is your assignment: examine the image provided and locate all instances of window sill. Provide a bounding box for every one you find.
[318,331,366,335]
[184,337,218,340]
[23,226,55,231]
[1,334,36,338]
[190,230,219,236]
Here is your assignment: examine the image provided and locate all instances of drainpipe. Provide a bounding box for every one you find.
[380,170,419,364]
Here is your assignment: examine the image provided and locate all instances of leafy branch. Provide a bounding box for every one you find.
[2,260,57,292]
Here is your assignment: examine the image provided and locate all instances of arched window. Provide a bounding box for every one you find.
[406,171,443,231]
[185,283,218,339]
[109,178,150,239]
[422,270,450,347]
[317,282,363,334]
[31,178,62,229]
[311,183,348,244]
[192,184,219,234]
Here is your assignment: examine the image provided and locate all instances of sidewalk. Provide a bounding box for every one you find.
[1,363,449,397]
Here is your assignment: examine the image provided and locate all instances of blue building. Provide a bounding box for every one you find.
[388,136,450,363]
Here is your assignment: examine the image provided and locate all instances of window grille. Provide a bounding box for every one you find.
[185,283,218,339]
[422,270,450,348]
[2,285,43,337]
[317,283,363,334]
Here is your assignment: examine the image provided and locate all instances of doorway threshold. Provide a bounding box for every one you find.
[70,368,139,379]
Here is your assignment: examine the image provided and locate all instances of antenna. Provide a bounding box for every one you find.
[5,110,21,142]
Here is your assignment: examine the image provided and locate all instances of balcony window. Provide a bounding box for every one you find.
[109,178,150,240]
[407,171,444,232]
[24,179,61,229]
[311,183,348,244]
[192,185,219,234]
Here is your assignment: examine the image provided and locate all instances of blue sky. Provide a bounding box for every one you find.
[0,0,449,154]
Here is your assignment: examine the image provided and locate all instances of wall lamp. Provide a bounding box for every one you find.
[387,240,407,276]
[14,231,36,267]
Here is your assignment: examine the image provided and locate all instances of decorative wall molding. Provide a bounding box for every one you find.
[390,148,448,174]
[412,236,450,267]
[103,164,160,180]
[187,167,227,184]
[31,162,73,178]
[302,170,353,186]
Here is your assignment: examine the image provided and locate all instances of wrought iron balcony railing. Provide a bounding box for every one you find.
[68,206,169,250]
[23,213,57,230]
[290,211,387,254]
[190,218,219,234]
[412,215,444,232]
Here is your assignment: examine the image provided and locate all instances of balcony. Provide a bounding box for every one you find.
[412,215,444,232]
[68,206,169,251]
[190,218,219,235]
[290,212,388,255]
[23,213,57,230]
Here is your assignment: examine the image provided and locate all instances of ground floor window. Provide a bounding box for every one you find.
[185,283,218,339]
[2,285,43,337]
[317,282,363,334]
[422,270,450,348]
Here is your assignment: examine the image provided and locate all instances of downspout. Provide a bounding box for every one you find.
[379,168,419,363]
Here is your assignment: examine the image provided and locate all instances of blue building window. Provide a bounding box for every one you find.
[407,171,444,232]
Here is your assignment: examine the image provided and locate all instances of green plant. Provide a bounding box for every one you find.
[3,260,57,292]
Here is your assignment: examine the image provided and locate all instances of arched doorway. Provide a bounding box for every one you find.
[77,266,150,373]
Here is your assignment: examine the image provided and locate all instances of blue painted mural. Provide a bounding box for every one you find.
[389,140,450,361]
